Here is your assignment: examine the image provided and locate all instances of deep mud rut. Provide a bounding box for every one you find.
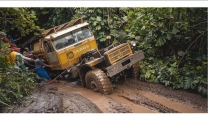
[51,78,207,113]
[2,78,207,113]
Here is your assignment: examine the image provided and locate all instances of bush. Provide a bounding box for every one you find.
[140,56,207,96]
[0,68,37,107]
[0,41,38,107]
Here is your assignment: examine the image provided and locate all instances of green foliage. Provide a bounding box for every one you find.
[125,8,207,57]
[0,68,37,107]
[0,41,11,68]
[0,8,41,37]
[73,8,128,48]
[0,41,37,107]
[31,8,75,29]
[125,8,207,96]
[140,56,207,96]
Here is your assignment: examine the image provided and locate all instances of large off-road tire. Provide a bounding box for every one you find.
[125,63,140,79]
[85,68,113,95]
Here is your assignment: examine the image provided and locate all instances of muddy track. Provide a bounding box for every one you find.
[2,78,207,113]
[97,96,131,113]
[114,87,178,113]
[50,79,206,113]
[61,93,101,113]
[125,78,207,112]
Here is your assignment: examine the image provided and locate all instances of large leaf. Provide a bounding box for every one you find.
[172,27,180,34]
[183,77,189,89]
[106,35,111,39]
[95,26,101,30]
[101,21,104,26]
[166,33,172,40]
[93,21,98,26]
[96,16,102,22]
[135,36,141,40]
[110,30,119,37]
[122,16,128,21]
[100,38,106,42]
[201,78,207,85]
[112,39,119,44]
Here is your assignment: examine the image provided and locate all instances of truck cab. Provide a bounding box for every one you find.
[42,22,98,70]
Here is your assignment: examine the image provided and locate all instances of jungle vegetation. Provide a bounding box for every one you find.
[0,8,207,107]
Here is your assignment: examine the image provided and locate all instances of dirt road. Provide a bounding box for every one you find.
[49,78,207,113]
[3,78,207,113]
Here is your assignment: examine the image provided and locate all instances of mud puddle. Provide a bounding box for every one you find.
[125,78,207,112]
[114,84,202,113]
[51,80,132,113]
[50,79,206,113]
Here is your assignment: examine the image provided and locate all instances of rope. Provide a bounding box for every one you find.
[51,69,68,82]
[36,69,68,86]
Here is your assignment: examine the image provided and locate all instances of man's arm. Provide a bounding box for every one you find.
[44,63,52,68]
[18,53,34,61]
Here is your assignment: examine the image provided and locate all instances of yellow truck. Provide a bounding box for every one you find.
[22,18,145,94]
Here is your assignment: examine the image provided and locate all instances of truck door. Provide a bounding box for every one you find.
[43,41,59,65]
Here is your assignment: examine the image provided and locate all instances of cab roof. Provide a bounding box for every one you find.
[21,18,83,48]
[44,22,89,40]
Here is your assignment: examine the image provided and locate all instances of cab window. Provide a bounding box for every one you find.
[53,27,92,50]
[72,27,92,42]
[53,34,74,50]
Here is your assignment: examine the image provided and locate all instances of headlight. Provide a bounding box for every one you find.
[130,41,136,46]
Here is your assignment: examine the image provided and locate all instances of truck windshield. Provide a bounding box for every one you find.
[53,27,92,50]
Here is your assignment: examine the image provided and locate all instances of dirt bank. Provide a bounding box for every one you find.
[2,84,101,113]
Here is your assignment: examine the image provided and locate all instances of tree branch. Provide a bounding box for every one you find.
[167,43,175,56]
[190,21,208,28]
[177,28,208,68]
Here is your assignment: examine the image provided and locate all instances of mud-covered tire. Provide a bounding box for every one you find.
[125,63,140,79]
[85,68,113,95]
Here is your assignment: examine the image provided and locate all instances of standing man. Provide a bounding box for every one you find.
[23,47,33,57]
[35,54,52,83]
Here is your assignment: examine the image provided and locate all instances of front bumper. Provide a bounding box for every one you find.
[106,50,144,77]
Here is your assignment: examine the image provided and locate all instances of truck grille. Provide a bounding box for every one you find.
[107,43,132,65]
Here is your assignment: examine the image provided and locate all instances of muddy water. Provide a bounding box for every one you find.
[109,92,155,113]
[50,79,205,113]
[115,85,203,113]
[52,80,132,113]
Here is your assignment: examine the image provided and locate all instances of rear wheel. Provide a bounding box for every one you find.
[125,63,140,79]
[85,68,113,95]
